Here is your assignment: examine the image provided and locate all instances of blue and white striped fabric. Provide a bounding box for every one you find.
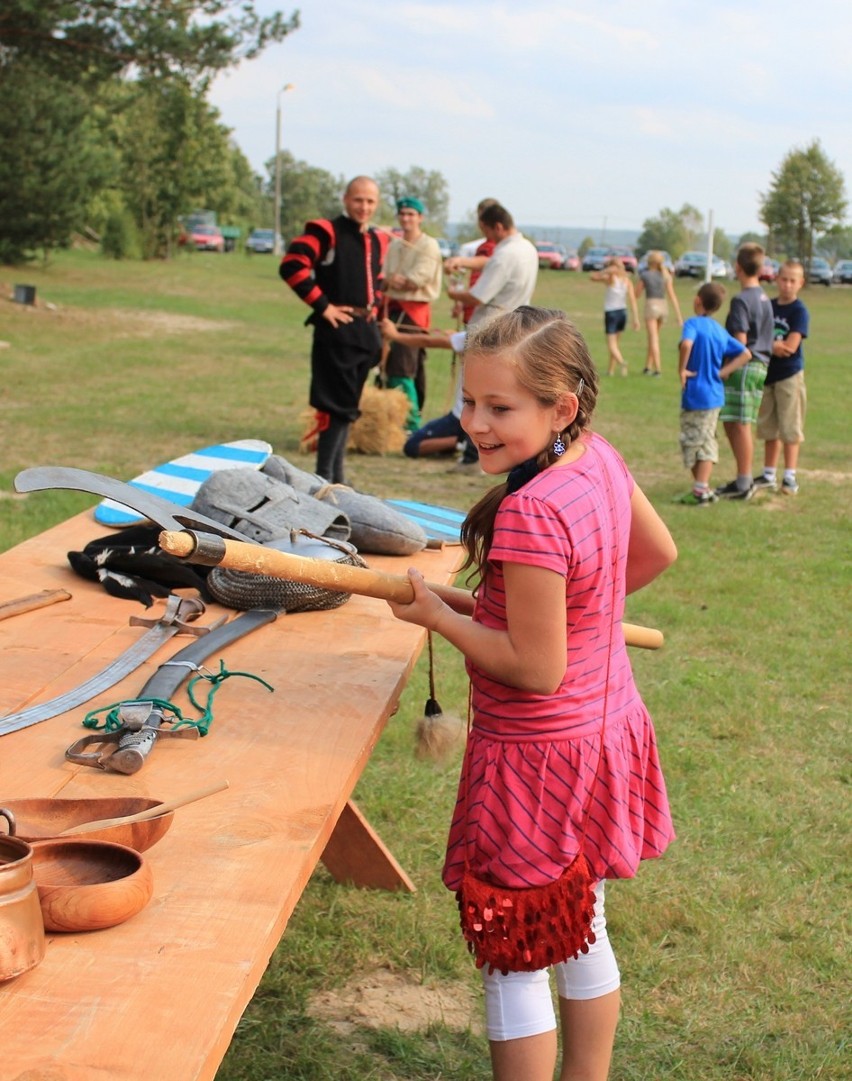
[94,440,272,526]
[386,499,465,545]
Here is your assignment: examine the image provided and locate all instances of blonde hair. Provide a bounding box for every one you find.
[605,255,627,279]
[460,307,599,580]
[646,250,664,271]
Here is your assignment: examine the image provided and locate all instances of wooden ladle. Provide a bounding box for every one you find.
[58,780,229,836]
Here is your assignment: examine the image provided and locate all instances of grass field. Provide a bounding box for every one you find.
[0,250,849,1080]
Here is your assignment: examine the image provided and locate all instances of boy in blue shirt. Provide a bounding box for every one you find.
[753,260,809,494]
[675,282,751,505]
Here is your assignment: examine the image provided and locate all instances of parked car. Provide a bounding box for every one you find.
[186,224,225,252]
[803,256,832,286]
[605,246,637,272]
[562,249,580,271]
[758,257,779,283]
[536,241,567,270]
[674,251,729,279]
[636,251,675,274]
[435,237,455,259]
[245,228,283,253]
[832,259,852,284]
[581,246,611,272]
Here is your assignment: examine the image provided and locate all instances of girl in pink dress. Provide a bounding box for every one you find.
[388,306,677,1081]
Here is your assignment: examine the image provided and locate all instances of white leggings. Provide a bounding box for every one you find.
[482,881,621,1042]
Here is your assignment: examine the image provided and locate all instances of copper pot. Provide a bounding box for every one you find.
[0,818,46,980]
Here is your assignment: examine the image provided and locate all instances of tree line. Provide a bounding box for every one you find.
[0,1,452,263]
[633,142,848,265]
[0,5,846,265]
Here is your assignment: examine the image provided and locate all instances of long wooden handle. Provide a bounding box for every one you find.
[59,780,229,836]
[0,588,71,621]
[159,530,664,650]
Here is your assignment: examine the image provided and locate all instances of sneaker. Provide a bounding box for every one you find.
[714,479,755,501]
[651,371,662,377]
[781,477,799,495]
[752,474,777,492]
[674,490,718,506]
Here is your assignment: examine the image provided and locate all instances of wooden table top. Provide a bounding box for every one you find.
[0,511,463,1080]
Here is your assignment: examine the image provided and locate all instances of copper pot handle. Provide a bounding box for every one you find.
[0,808,16,836]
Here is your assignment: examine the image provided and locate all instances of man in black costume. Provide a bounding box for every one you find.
[280,176,388,484]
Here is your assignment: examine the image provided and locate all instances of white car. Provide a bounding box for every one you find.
[832,259,852,284]
[804,257,832,286]
[674,251,729,279]
[246,229,283,253]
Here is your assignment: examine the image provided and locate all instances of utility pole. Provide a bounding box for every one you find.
[704,209,714,284]
[273,84,295,257]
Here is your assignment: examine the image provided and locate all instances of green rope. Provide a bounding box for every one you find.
[82,661,274,736]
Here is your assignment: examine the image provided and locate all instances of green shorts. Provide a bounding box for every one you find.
[720,361,767,425]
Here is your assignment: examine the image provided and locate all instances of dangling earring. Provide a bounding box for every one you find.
[553,431,567,457]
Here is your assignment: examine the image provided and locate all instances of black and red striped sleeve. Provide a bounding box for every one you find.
[279,219,335,314]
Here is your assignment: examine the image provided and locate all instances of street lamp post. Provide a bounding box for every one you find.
[273,83,295,257]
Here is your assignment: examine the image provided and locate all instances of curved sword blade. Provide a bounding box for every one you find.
[14,466,253,542]
[0,623,181,737]
[0,596,210,738]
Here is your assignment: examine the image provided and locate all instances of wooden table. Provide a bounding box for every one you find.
[0,512,462,1080]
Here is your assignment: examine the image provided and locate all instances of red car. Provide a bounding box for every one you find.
[758,258,779,282]
[536,241,567,270]
[606,246,637,273]
[184,224,225,252]
[562,249,580,271]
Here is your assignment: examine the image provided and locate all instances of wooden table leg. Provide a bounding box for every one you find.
[321,799,416,893]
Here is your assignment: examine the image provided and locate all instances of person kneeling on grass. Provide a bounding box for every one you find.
[675,282,751,506]
[381,320,482,470]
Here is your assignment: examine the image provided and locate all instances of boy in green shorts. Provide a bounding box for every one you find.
[714,243,774,500]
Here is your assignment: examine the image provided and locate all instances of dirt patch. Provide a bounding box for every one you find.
[307,969,482,1036]
[59,306,238,337]
[799,468,849,485]
[1,291,235,337]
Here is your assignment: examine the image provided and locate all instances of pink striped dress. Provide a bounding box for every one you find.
[443,432,674,891]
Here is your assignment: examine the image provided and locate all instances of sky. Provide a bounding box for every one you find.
[208,0,852,238]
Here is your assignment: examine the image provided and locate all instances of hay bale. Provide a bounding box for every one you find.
[299,408,321,454]
[349,385,410,455]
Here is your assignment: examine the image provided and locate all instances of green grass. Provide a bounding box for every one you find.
[0,251,849,1080]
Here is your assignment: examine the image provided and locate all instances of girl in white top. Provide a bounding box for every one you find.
[590,256,640,376]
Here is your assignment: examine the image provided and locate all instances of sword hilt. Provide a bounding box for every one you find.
[65,702,198,771]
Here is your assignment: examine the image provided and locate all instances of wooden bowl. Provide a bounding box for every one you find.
[31,839,153,932]
[0,797,173,852]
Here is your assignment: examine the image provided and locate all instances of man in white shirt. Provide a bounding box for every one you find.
[444,203,538,472]
[447,204,538,328]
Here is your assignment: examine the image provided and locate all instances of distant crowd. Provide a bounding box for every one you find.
[277,176,809,505]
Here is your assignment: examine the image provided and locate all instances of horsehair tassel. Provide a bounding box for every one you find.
[157,531,664,650]
[415,630,464,764]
